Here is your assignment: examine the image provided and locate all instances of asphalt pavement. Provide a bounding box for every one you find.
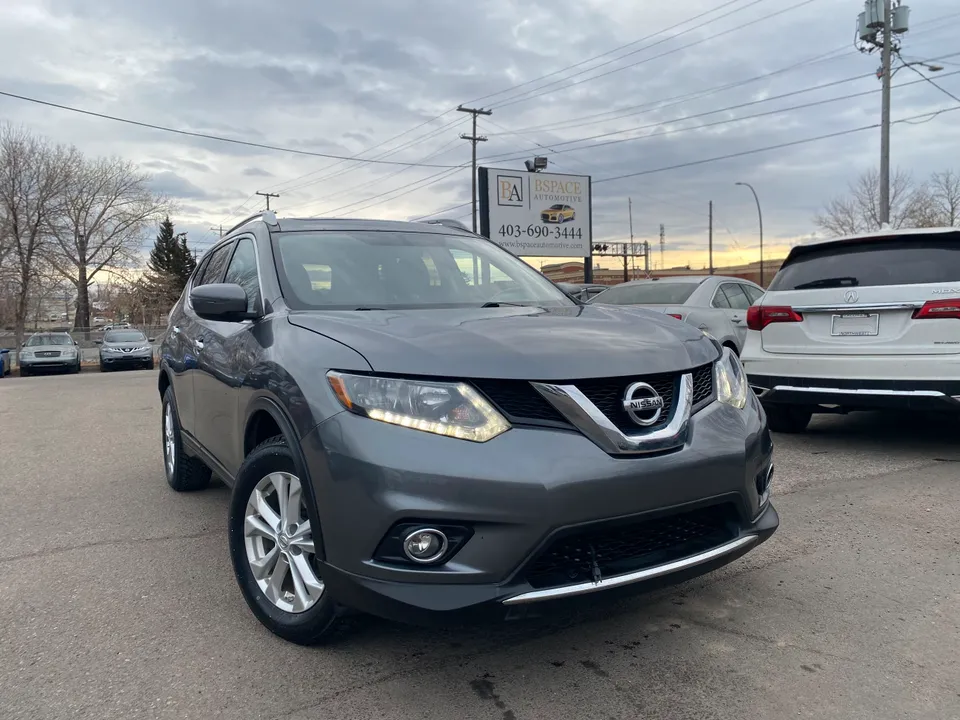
[1,371,958,720]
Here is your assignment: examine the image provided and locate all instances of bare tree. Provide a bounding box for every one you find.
[813,168,933,237]
[0,124,73,347]
[47,155,167,331]
[919,170,960,227]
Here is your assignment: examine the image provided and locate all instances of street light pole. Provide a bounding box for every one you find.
[879,0,892,226]
[735,182,764,286]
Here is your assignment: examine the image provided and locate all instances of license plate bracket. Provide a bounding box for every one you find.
[831,313,879,337]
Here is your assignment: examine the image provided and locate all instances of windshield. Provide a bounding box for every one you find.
[768,234,960,291]
[589,282,697,306]
[105,331,146,343]
[26,335,72,346]
[273,230,575,310]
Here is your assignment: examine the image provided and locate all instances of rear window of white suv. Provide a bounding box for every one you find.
[767,233,960,291]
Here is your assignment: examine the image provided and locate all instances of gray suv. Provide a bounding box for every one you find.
[158,212,778,645]
[19,331,81,375]
[98,328,155,371]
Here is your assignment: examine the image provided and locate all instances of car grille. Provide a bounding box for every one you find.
[523,503,738,590]
[35,351,61,358]
[473,363,714,430]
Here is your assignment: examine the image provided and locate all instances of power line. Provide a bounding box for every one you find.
[594,104,960,185]
[898,55,960,104]
[466,0,754,108]
[412,202,473,222]
[490,0,820,111]
[479,68,960,165]
[0,90,463,169]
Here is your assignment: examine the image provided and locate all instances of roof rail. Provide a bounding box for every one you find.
[222,210,279,238]
[420,218,471,232]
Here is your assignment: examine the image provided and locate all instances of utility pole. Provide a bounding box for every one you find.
[457,105,492,233]
[256,191,279,211]
[708,201,714,275]
[857,0,911,227]
[644,240,651,276]
[659,224,666,271]
[210,225,223,238]
[879,0,892,225]
[626,198,634,283]
[735,182,764,286]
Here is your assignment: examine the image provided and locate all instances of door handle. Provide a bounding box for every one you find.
[731,316,742,322]
[194,338,204,351]
[172,326,181,334]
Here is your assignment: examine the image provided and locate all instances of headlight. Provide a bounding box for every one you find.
[715,347,747,410]
[327,372,510,442]
[63,347,77,356]
[20,350,33,358]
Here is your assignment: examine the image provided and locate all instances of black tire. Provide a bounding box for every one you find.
[147,358,155,371]
[228,435,342,646]
[73,360,81,374]
[19,366,29,377]
[162,387,211,492]
[765,405,813,434]
[722,342,740,357]
[98,361,105,373]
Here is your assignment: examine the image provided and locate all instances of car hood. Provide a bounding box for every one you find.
[103,341,149,350]
[288,305,718,380]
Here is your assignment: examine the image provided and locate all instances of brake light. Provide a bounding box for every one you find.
[746,305,803,331]
[666,313,683,320]
[913,299,960,319]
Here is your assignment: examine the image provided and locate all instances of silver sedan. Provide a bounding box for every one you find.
[588,275,765,354]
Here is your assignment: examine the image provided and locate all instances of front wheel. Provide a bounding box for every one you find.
[228,436,341,645]
[161,387,211,492]
[765,405,812,434]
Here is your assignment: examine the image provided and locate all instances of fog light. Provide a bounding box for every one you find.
[402,528,448,564]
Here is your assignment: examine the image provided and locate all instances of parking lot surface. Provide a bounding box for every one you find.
[1,371,958,720]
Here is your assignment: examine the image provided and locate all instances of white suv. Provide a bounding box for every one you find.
[741,226,960,433]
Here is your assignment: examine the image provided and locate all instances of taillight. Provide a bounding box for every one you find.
[746,305,803,331]
[913,299,960,319]
[666,313,683,320]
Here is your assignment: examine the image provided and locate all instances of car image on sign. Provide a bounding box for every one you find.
[541,204,575,224]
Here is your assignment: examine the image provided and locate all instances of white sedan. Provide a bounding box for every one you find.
[588,275,765,354]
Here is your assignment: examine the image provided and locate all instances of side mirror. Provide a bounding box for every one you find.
[191,283,254,321]
[21,343,25,348]
[74,341,79,346]
[94,340,102,345]
[148,337,156,343]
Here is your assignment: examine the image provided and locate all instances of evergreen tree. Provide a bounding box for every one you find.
[144,216,197,310]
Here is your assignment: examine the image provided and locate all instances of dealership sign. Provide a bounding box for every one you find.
[478,167,592,257]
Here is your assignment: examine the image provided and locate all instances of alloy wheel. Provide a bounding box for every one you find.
[163,404,176,477]
[243,472,324,613]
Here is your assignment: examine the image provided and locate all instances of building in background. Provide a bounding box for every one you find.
[540,257,784,288]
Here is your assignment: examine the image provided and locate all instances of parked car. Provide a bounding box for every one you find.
[19,331,81,376]
[588,276,765,354]
[97,328,155,371]
[742,226,960,433]
[541,204,575,223]
[158,211,777,645]
[556,282,610,302]
[101,323,131,333]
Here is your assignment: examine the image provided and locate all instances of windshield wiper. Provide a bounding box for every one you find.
[481,301,527,308]
[793,276,859,290]
[353,307,387,311]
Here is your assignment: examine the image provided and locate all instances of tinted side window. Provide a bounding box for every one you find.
[223,237,261,313]
[711,287,731,308]
[721,283,751,310]
[196,243,234,287]
[742,284,764,303]
[767,235,960,291]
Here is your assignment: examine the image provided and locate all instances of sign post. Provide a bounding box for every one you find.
[479,167,593,280]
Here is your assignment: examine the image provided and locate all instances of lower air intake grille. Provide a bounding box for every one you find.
[523,503,738,590]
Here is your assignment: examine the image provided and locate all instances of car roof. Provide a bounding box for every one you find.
[609,275,749,287]
[237,216,478,237]
[782,226,960,265]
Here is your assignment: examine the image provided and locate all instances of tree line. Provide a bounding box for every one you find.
[815,167,960,236]
[0,123,195,345]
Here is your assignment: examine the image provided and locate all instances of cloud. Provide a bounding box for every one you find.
[0,0,957,269]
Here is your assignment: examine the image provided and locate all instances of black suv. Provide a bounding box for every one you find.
[159,212,776,645]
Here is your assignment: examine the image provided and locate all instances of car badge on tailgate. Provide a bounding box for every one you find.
[843,290,859,303]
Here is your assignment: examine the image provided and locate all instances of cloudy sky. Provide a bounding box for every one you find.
[1,0,959,272]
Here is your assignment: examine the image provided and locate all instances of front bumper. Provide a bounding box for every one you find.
[101,352,153,367]
[301,393,777,625]
[21,356,77,370]
[749,374,960,412]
